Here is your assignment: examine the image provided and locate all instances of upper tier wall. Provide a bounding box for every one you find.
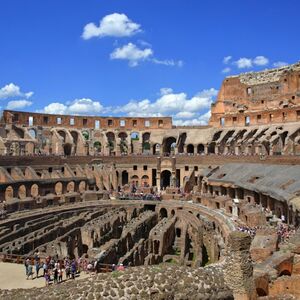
[210,62,300,128]
[2,110,173,130]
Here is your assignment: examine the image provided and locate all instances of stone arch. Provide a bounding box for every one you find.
[118,132,128,154]
[28,128,37,139]
[159,207,168,219]
[30,184,39,197]
[141,175,149,187]
[57,130,66,142]
[131,175,139,186]
[67,181,75,193]
[64,143,72,156]
[79,181,86,193]
[142,132,151,153]
[55,182,63,195]
[161,170,171,188]
[163,136,176,155]
[5,186,14,201]
[208,142,215,154]
[94,141,102,154]
[25,142,35,155]
[18,184,26,199]
[130,132,139,140]
[197,144,205,154]
[82,130,89,140]
[106,132,116,155]
[187,144,194,154]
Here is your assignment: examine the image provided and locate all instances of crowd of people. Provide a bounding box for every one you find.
[237,222,297,243]
[277,223,296,243]
[23,252,128,286]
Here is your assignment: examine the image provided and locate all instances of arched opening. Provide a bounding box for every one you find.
[82,130,89,140]
[187,144,194,154]
[161,170,171,189]
[154,240,160,254]
[141,175,149,187]
[122,171,129,185]
[28,129,36,139]
[5,186,14,201]
[55,182,63,195]
[197,144,205,154]
[201,245,209,266]
[142,132,151,154]
[106,132,116,155]
[176,228,181,237]
[31,184,39,197]
[64,143,72,156]
[208,142,215,154]
[159,207,168,219]
[171,209,175,217]
[18,185,26,199]
[79,181,86,193]
[163,137,176,155]
[131,175,139,187]
[57,130,66,142]
[25,142,35,155]
[94,141,101,154]
[118,132,128,155]
[153,143,160,155]
[67,181,75,193]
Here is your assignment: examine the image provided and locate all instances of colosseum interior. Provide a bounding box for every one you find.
[1,62,300,299]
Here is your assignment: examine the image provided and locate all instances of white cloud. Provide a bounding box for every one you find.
[235,57,253,69]
[6,100,33,110]
[273,61,288,68]
[253,56,269,66]
[222,67,231,74]
[0,83,33,99]
[110,43,153,67]
[152,58,183,67]
[160,88,173,96]
[42,98,103,115]
[223,56,232,64]
[41,88,217,125]
[43,102,67,114]
[175,111,196,119]
[113,88,217,119]
[82,13,141,40]
[233,56,269,69]
[173,111,211,126]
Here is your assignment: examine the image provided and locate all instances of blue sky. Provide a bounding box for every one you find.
[0,0,299,125]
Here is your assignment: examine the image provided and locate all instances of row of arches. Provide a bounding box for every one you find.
[4,181,87,201]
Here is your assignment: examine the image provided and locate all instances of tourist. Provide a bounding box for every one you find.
[44,270,50,286]
[35,260,40,278]
[58,267,63,283]
[117,263,125,271]
[27,262,34,280]
[71,260,77,279]
[24,258,30,277]
[43,262,48,277]
[53,267,58,284]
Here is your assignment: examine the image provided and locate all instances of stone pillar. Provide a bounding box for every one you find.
[224,232,256,300]
[156,172,161,192]
[215,145,219,155]
[204,145,208,155]
[269,144,273,156]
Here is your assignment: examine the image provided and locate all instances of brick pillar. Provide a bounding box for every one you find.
[224,232,256,300]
